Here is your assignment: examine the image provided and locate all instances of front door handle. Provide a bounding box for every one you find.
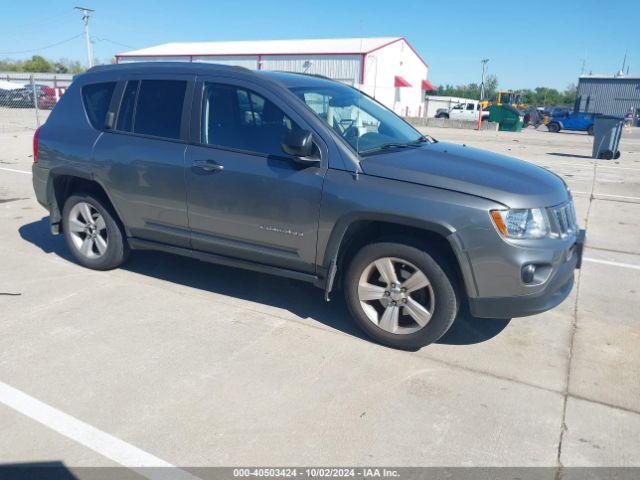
[193,159,224,173]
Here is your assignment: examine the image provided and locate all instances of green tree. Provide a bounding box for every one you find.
[22,55,53,72]
[430,74,498,101]
[483,74,498,100]
[0,59,23,71]
[562,83,577,106]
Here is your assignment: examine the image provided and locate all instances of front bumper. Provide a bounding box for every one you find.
[468,229,585,319]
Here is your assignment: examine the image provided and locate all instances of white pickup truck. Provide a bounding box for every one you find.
[439,102,490,121]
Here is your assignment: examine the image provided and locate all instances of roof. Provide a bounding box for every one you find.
[117,37,402,57]
[0,80,24,90]
[579,75,640,81]
[87,62,243,74]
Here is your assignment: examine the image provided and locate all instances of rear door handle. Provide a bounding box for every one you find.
[193,159,224,173]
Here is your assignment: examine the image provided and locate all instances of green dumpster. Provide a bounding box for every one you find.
[488,104,524,132]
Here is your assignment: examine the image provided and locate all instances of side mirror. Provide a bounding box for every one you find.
[282,129,318,163]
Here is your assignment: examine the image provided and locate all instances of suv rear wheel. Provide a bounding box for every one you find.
[344,242,459,350]
[62,193,129,270]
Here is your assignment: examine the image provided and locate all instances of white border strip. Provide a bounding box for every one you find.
[583,257,640,271]
[0,381,199,480]
[572,191,640,201]
[0,166,31,175]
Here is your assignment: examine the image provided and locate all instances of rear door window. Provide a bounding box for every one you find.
[82,82,116,129]
[133,80,187,140]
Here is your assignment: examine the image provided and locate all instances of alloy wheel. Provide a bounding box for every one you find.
[357,257,435,335]
[68,202,108,259]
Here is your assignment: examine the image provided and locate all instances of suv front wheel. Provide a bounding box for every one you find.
[62,193,129,270]
[344,242,459,350]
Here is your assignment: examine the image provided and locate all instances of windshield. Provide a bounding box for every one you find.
[290,83,429,154]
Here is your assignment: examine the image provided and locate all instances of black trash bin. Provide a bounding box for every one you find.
[592,115,623,159]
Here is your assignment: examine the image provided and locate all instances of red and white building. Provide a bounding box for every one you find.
[116,37,436,117]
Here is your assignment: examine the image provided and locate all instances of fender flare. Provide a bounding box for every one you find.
[321,212,455,271]
[46,168,128,236]
[319,212,480,301]
[46,166,93,227]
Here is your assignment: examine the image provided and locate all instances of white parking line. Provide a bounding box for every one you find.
[541,162,640,172]
[0,166,31,175]
[572,191,640,201]
[583,257,640,271]
[0,381,200,480]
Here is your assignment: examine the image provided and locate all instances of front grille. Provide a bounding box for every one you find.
[550,201,578,237]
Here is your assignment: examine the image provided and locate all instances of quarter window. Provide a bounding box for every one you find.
[133,80,187,140]
[201,83,297,157]
[82,82,116,129]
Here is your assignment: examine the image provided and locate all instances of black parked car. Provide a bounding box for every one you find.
[0,82,33,108]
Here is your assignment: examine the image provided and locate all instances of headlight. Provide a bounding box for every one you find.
[490,208,550,239]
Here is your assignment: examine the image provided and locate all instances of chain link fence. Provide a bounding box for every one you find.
[0,72,73,134]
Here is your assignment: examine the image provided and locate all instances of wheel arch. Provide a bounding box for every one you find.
[47,170,126,235]
[321,214,474,299]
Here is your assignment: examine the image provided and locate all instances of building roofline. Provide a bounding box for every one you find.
[114,36,429,70]
[116,37,401,57]
[579,75,640,80]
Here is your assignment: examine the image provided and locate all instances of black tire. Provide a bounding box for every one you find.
[62,192,129,270]
[344,241,459,350]
[599,150,614,160]
[547,122,561,133]
[436,113,449,119]
[587,125,594,136]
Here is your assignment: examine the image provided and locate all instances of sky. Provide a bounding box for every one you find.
[1,0,638,91]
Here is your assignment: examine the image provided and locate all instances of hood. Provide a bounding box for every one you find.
[360,142,569,208]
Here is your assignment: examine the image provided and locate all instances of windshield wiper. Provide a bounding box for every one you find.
[359,143,411,154]
[360,137,433,154]
[409,135,436,145]
[380,142,413,150]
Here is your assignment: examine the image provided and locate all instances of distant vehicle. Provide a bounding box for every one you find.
[0,80,31,108]
[547,110,595,135]
[523,107,543,128]
[548,107,571,118]
[438,102,489,121]
[33,84,58,110]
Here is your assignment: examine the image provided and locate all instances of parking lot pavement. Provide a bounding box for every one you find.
[1,127,639,472]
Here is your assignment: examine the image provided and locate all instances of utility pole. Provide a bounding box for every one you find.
[75,6,94,68]
[477,58,489,130]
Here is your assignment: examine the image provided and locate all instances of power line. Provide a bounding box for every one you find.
[93,37,138,50]
[0,34,83,55]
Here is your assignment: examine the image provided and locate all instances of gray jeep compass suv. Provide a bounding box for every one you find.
[32,62,584,350]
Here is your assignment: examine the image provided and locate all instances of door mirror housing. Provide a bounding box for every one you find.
[104,111,115,130]
[282,129,316,161]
